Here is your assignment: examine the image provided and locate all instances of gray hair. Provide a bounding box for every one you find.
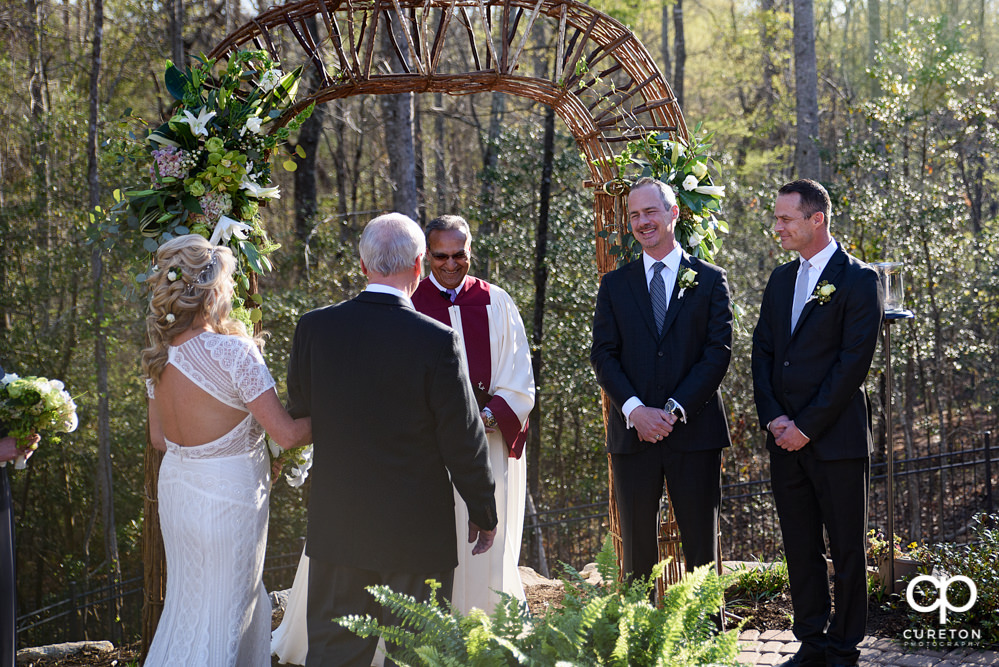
[425,215,472,242]
[359,213,427,275]
[631,176,677,210]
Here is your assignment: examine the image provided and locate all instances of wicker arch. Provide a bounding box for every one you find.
[142,2,689,649]
[207,0,687,275]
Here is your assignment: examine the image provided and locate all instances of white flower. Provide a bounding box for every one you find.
[819,284,836,298]
[63,410,78,433]
[240,174,281,199]
[167,270,178,281]
[267,437,282,459]
[691,161,708,180]
[241,116,264,137]
[150,264,160,273]
[258,69,284,93]
[178,107,216,137]
[2,373,18,385]
[165,313,176,323]
[48,379,65,392]
[671,140,686,159]
[682,175,699,191]
[694,184,726,197]
[687,232,703,248]
[209,215,253,246]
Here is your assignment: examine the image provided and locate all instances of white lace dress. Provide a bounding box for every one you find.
[144,332,276,667]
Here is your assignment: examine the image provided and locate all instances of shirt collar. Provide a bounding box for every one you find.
[800,238,838,274]
[427,272,466,296]
[643,246,683,276]
[364,283,414,308]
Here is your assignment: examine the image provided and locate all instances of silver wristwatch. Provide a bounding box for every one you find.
[665,398,682,418]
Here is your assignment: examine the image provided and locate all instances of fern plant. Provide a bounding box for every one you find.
[337,537,742,666]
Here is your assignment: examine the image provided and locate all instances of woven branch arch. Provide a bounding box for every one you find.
[207,0,687,274]
[142,3,690,649]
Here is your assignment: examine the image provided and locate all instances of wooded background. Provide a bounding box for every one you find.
[1,0,997,644]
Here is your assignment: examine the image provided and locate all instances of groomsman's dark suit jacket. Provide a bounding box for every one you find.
[286,291,497,575]
[591,252,733,579]
[752,245,883,664]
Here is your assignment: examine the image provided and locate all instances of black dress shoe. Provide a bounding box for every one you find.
[776,654,825,667]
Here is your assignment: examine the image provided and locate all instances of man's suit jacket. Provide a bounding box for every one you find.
[591,253,733,455]
[752,245,884,460]
[286,291,497,574]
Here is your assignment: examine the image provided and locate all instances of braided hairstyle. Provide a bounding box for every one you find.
[141,235,260,384]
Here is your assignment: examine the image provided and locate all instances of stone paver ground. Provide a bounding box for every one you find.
[737,631,999,666]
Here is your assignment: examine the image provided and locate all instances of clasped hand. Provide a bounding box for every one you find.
[632,406,677,443]
[769,415,809,451]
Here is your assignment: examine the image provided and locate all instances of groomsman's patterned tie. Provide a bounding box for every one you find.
[791,258,811,332]
[650,261,667,335]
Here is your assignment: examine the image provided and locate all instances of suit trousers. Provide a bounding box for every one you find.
[306,559,454,667]
[769,449,869,665]
[611,445,721,583]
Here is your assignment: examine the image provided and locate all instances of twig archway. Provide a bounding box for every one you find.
[144,0,688,649]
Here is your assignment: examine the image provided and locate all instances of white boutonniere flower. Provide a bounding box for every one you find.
[677,268,699,299]
[809,280,836,305]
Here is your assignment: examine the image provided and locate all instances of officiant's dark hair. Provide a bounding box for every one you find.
[425,215,474,262]
[778,179,831,225]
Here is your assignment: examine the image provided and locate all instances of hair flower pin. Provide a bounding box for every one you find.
[809,280,836,305]
[167,267,183,282]
[165,313,176,323]
[677,268,699,299]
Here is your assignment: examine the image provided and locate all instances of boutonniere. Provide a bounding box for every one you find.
[677,268,699,299]
[808,280,836,305]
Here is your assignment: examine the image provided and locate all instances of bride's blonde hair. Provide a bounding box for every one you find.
[142,235,261,384]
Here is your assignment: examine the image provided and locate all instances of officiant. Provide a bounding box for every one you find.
[411,215,536,616]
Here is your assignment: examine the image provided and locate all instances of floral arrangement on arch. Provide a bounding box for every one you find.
[109,50,314,324]
[601,126,729,266]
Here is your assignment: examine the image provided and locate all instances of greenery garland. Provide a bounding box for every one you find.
[600,126,729,267]
[104,50,315,324]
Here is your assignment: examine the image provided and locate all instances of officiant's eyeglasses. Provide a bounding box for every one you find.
[430,251,469,262]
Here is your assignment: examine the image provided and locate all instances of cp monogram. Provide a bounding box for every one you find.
[906,574,977,624]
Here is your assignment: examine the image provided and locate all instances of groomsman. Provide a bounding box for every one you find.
[287,213,497,667]
[590,177,733,585]
[411,215,535,616]
[752,179,883,667]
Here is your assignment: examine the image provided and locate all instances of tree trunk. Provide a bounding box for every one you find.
[660,0,671,83]
[87,0,123,645]
[792,0,821,180]
[293,21,326,277]
[379,19,419,220]
[170,0,184,67]
[29,0,52,329]
[529,106,554,523]
[433,91,448,214]
[672,0,686,109]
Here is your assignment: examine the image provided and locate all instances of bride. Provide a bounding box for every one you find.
[143,235,312,666]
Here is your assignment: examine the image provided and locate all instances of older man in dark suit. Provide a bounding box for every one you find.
[752,179,884,667]
[591,176,733,585]
[286,213,498,667]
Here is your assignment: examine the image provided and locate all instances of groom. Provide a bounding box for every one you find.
[286,213,498,667]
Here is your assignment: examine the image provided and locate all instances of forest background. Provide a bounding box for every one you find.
[1,0,998,645]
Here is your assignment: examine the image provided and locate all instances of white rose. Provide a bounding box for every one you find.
[682,175,699,191]
[48,379,65,392]
[258,69,284,93]
[687,232,702,248]
[242,116,263,136]
[691,161,708,180]
[2,373,19,385]
[820,284,836,297]
[167,270,178,281]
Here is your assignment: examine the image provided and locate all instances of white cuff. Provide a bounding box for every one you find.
[667,398,687,424]
[622,396,644,429]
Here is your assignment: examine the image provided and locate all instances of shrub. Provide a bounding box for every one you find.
[726,556,789,604]
[338,536,742,666]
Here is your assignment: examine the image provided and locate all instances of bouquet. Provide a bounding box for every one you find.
[267,438,313,488]
[0,374,78,469]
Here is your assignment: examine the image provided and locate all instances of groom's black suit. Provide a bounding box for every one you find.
[591,252,733,581]
[287,290,496,667]
[752,245,883,666]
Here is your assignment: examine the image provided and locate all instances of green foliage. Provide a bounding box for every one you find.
[727,556,789,604]
[339,537,740,666]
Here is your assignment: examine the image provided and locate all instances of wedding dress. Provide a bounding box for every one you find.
[144,332,276,667]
